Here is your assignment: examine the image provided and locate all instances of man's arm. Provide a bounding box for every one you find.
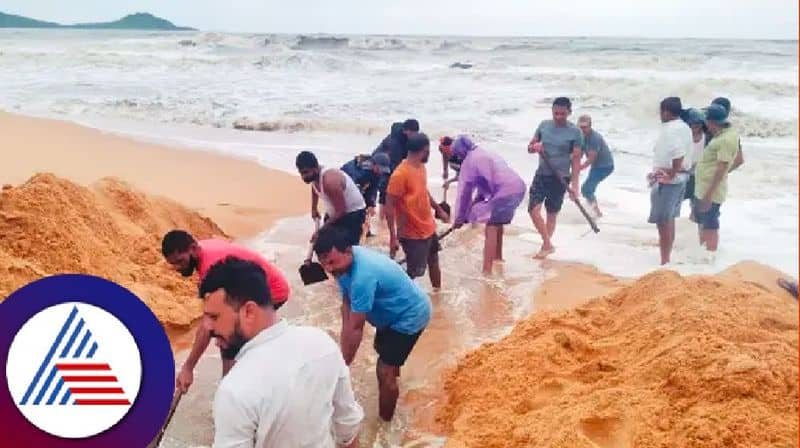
[441,151,449,179]
[212,385,257,448]
[311,187,320,220]
[176,324,212,392]
[339,300,366,366]
[363,179,378,208]
[570,145,582,194]
[580,150,597,171]
[729,142,744,172]
[322,170,348,222]
[429,192,449,222]
[385,194,399,256]
[331,358,364,448]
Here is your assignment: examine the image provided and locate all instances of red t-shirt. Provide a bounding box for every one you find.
[196,239,290,303]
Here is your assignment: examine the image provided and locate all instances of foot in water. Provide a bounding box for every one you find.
[777,278,798,298]
[533,245,555,259]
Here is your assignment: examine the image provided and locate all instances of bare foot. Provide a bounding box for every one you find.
[533,246,555,259]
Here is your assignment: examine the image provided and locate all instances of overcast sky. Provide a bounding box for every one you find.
[3,0,798,39]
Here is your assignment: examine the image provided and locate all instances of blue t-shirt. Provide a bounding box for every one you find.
[336,246,431,334]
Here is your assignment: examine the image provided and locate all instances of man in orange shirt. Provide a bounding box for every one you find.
[385,133,450,288]
[161,230,291,392]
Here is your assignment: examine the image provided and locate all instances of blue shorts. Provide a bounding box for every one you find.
[648,183,685,224]
[692,200,721,230]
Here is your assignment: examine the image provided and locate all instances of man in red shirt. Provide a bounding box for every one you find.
[161,230,291,392]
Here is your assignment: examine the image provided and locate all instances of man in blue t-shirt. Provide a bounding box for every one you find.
[312,224,431,422]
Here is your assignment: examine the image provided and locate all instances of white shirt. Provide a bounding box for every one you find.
[652,119,692,184]
[688,137,705,171]
[312,167,367,217]
[212,320,363,448]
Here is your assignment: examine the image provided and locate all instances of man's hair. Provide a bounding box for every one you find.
[295,151,319,170]
[578,114,592,125]
[198,256,272,307]
[552,97,572,111]
[406,133,430,154]
[313,224,351,256]
[660,97,683,117]
[402,119,420,132]
[162,230,196,257]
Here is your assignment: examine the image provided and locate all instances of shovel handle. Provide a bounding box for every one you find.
[147,391,183,448]
[305,218,322,262]
[537,151,599,234]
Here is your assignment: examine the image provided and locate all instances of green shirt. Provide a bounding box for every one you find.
[694,127,739,203]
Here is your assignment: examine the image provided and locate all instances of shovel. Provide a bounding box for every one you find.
[538,151,600,234]
[146,390,184,448]
[438,183,451,217]
[299,218,329,285]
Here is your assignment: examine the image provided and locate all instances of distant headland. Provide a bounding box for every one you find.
[0,12,195,30]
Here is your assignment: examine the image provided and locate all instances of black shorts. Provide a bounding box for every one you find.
[528,174,569,214]
[400,234,440,279]
[374,327,423,367]
[326,209,367,246]
[692,200,721,230]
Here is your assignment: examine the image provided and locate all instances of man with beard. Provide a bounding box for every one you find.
[313,225,431,421]
[296,150,367,246]
[386,133,450,287]
[200,257,363,447]
[161,230,290,392]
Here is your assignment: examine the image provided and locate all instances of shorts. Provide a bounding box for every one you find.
[684,174,696,200]
[374,327,423,367]
[528,174,570,214]
[400,234,440,279]
[469,192,525,225]
[327,208,367,246]
[648,182,686,224]
[692,200,721,230]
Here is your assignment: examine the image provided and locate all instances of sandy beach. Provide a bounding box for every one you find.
[1,111,797,447]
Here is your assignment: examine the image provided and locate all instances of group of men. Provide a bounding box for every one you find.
[156,94,745,447]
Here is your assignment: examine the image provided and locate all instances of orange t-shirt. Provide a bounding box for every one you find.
[386,160,436,239]
[197,239,290,303]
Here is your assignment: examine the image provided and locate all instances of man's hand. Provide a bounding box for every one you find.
[310,230,319,243]
[389,236,399,258]
[176,365,194,393]
[367,207,376,217]
[568,184,579,201]
[698,197,712,213]
[528,140,543,154]
[452,221,464,230]
[312,209,321,220]
[435,208,450,223]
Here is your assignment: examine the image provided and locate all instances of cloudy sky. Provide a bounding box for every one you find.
[3,0,798,39]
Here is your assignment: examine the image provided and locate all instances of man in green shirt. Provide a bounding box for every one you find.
[693,103,740,251]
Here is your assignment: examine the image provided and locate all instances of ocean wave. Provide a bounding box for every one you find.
[733,112,797,138]
[293,35,350,50]
[232,117,384,136]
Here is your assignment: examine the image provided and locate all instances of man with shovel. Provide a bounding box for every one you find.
[161,230,290,393]
[313,224,432,422]
[527,97,584,259]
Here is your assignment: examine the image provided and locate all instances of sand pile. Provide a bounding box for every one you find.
[0,173,226,329]
[438,269,798,448]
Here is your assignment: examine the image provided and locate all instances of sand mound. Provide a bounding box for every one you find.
[0,173,226,329]
[438,269,798,448]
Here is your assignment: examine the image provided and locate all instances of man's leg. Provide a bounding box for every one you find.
[530,203,554,257]
[376,360,400,422]
[546,212,558,239]
[656,219,675,265]
[497,225,504,261]
[702,229,719,251]
[700,203,720,251]
[427,236,442,288]
[483,225,500,274]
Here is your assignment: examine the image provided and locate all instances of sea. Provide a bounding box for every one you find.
[0,29,797,446]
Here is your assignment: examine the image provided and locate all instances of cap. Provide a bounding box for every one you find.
[704,103,729,125]
[682,108,705,126]
[711,97,731,113]
[371,152,391,174]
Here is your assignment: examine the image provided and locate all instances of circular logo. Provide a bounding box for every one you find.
[6,302,143,438]
[1,275,175,447]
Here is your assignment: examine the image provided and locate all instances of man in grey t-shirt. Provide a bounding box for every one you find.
[527,97,583,259]
[577,115,615,217]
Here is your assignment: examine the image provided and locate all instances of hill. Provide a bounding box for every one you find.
[0,11,194,30]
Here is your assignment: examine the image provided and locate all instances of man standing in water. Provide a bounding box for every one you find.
[296,150,368,246]
[693,103,740,253]
[313,225,432,422]
[577,115,615,217]
[160,230,290,392]
[201,257,363,447]
[527,97,583,259]
[385,133,450,287]
[648,97,692,265]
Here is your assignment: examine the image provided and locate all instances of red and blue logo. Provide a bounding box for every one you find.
[1,275,175,447]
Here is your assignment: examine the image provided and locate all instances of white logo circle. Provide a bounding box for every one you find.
[6,302,142,438]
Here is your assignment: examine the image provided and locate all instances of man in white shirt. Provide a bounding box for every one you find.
[648,97,692,265]
[199,257,364,448]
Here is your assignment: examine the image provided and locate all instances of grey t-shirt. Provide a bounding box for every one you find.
[534,120,583,176]
[582,130,614,168]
